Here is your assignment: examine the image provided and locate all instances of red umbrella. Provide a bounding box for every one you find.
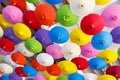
[34,4,56,26]
[81,14,105,35]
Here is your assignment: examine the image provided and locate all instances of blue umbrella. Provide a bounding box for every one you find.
[68,73,85,80]
[91,31,113,50]
[45,0,62,4]
[89,57,107,70]
[49,26,69,44]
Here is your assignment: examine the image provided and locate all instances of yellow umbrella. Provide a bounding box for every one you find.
[70,28,91,46]
[43,72,58,80]
[57,60,77,74]
[13,23,32,40]
[97,50,118,64]
[96,0,111,5]
[0,14,13,29]
[97,74,116,80]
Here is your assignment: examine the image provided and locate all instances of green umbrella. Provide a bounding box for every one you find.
[57,5,79,27]
[25,38,42,54]
[117,48,120,56]
[26,0,38,3]
[57,76,68,80]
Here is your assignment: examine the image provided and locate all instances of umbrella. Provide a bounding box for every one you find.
[43,72,57,80]
[8,0,27,10]
[16,42,34,57]
[0,14,13,29]
[62,42,81,60]
[35,29,53,47]
[25,38,42,54]
[26,0,38,3]
[96,0,112,5]
[11,52,27,65]
[49,26,69,44]
[97,74,116,80]
[70,0,95,17]
[118,48,120,56]
[0,37,15,52]
[23,10,41,30]
[91,31,113,50]
[68,73,85,80]
[46,44,63,59]
[36,53,54,66]
[110,26,120,44]
[57,76,68,80]
[0,26,4,37]
[83,73,97,80]
[81,42,99,58]
[33,75,46,80]
[106,66,120,79]
[0,0,4,3]
[9,72,22,80]
[31,59,47,71]
[0,63,13,74]
[2,5,23,24]
[47,64,61,76]
[70,28,91,46]
[0,48,10,56]
[81,14,105,35]
[57,5,79,27]
[34,4,56,25]
[45,0,62,4]
[89,57,107,70]
[1,75,9,80]
[13,23,32,40]
[23,66,37,77]
[101,5,120,28]
[15,67,28,77]
[71,57,88,70]
[97,49,118,64]
[4,27,22,44]
[57,60,77,74]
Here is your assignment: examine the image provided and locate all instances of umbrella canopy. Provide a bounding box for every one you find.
[4,27,22,44]
[8,0,27,10]
[97,74,116,80]
[0,26,4,37]
[88,57,107,70]
[33,75,46,80]
[49,26,69,44]
[0,48,10,56]
[68,73,85,80]
[81,42,99,58]
[23,10,41,30]
[97,50,118,64]
[57,5,79,27]
[106,66,120,79]
[118,48,120,56]
[91,31,113,50]
[34,4,56,26]
[70,28,91,46]
[26,0,38,3]
[15,67,28,77]
[96,0,112,5]
[45,0,62,4]
[62,42,81,60]
[1,75,9,80]
[2,5,23,24]
[9,72,23,80]
[70,0,95,17]
[81,14,105,35]
[101,5,120,28]
[110,26,120,44]
[43,72,57,80]
[13,23,32,40]
[57,76,68,80]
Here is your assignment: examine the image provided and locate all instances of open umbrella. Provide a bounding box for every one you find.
[9,72,22,80]
[70,0,95,17]
[81,14,105,35]
[0,48,10,56]
[70,28,91,46]
[8,0,27,10]
[97,49,118,64]
[97,74,116,80]
[49,26,69,44]
[45,0,62,4]
[110,26,120,44]
[2,5,23,24]
[43,72,57,80]
[33,75,46,80]
[23,10,41,30]
[34,4,56,26]
[57,5,79,27]
[96,0,112,5]
[15,67,28,77]
[81,42,99,58]
[68,73,85,80]
[0,26,4,37]
[91,31,113,50]
[101,5,120,28]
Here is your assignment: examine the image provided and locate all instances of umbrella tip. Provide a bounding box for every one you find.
[79,4,85,8]
[90,24,94,28]
[112,16,117,21]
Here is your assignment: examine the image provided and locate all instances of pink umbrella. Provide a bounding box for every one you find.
[101,5,120,28]
[80,42,99,58]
